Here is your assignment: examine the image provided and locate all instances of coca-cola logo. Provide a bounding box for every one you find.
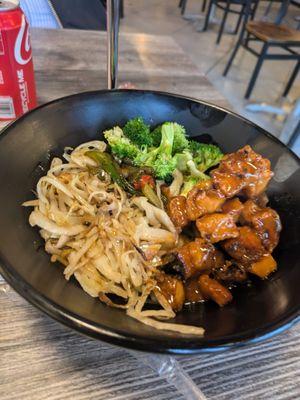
[14,14,32,65]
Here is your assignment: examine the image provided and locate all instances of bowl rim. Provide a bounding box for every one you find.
[0,88,299,354]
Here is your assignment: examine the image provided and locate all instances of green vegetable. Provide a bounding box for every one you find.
[180,175,210,197]
[153,156,177,181]
[141,183,161,208]
[135,122,177,180]
[188,140,223,172]
[172,141,222,196]
[150,122,189,154]
[173,149,208,177]
[86,150,137,194]
[123,117,152,147]
[104,127,140,160]
[180,176,201,197]
[172,123,189,153]
[186,160,209,179]
[101,120,223,195]
[173,149,193,173]
[151,125,162,147]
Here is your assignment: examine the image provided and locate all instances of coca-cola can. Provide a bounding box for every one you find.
[0,0,37,120]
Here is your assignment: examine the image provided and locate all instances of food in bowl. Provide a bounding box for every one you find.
[24,118,281,335]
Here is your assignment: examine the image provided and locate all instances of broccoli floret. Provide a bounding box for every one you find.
[189,140,223,172]
[186,160,209,179]
[104,126,140,160]
[188,139,202,154]
[173,123,189,153]
[173,149,193,173]
[180,176,201,197]
[174,141,222,177]
[150,122,189,154]
[174,149,209,178]
[123,117,152,147]
[151,125,162,147]
[134,122,177,180]
[153,156,177,180]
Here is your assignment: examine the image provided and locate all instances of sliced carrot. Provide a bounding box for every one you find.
[250,254,277,279]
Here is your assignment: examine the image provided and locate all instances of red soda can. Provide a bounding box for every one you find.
[0,0,37,120]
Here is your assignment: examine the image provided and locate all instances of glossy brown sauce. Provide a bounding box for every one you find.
[184,278,206,303]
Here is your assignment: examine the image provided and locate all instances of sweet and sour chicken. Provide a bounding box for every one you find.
[159,145,282,311]
[211,145,273,198]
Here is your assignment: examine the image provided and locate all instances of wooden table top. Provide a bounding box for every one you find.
[31,28,229,107]
[1,28,299,400]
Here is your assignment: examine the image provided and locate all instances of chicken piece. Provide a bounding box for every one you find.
[194,179,213,191]
[210,169,245,198]
[240,199,260,224]
[251,208,281,252]
[176,238,221,279]
[155,272,185,312]
[250,254,277,279]
[167,196,189,229]
[196,213,239,243]
[186,186,225,221]
[198,274,233,307]
[185,277,207,303]
[215,248,226,267]
[222,198,244,222]
[213,260,248,283]
[222,226,266,263]
[243,167,272,198]
[211,145,273,198]
[241,200,282,252]
[253,192,269,208]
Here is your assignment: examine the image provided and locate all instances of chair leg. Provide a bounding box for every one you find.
[202,0,207,12]
[264,0,273,18]
[181,0,188,15]
[178,0,184,8]
[234,5,245,35]
[119,0,124,19]
[244,31,251,48]
[203,0,213,31]
[223,34,243,76]
[251,0,259,20]
[283,61,300,97]
[287,120,300,148]
[245,43,268,99]
[216,2,230,44]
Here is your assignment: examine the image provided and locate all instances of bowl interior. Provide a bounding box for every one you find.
[0,90,299,353]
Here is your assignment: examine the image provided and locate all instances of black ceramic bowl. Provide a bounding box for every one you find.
[0,90,299,354]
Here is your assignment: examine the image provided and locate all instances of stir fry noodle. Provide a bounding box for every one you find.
[24,140,204,335]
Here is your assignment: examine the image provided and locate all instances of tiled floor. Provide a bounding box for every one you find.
[120,0,300,155]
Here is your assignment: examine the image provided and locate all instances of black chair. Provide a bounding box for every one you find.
[48,0,124,30]
[223,0,300,98]
[203,0,258,44]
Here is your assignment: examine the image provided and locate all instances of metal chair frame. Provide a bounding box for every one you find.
[178,0,207,15]
[203,0,258,44]
[223,0,300,98]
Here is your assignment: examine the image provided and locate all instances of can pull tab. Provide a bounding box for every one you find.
[106,0,120,90]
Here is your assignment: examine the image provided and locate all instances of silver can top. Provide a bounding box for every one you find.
[0,0,20,12]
